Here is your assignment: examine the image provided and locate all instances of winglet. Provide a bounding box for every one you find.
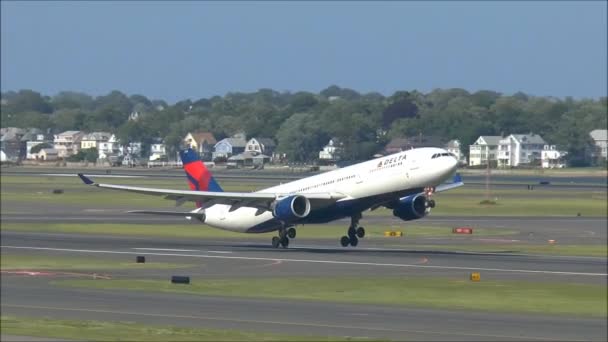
[77,173,95,185]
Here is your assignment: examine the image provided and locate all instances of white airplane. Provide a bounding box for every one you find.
[78,147,462,248]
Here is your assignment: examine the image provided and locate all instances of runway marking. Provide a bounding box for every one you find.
[207,251,233,254]
[2,245,606,277]
[1,304,562,341]
[133,248,200,252]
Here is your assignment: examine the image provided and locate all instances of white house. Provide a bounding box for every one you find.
[34,148,58,161]
[245,138,278,161]
[53,131,84,158]
[445,139,466,165]
[97,134,120,160]
[468,136,501,166]
[319,138,343,161]
[149,138,167,161]
[541,145,567,168]
[589,129,607,161]
[497,134,546,167]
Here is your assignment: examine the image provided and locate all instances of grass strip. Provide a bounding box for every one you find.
[0,315,362,341]
[56,276,607,318]
[1,254,190,270]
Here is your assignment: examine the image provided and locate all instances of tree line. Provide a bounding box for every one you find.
[1,86,606,165]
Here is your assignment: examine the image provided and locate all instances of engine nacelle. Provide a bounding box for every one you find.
[392,194,428,221]
[272,195,311,222]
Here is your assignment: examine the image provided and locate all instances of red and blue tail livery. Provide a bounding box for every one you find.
[179,148,224,199]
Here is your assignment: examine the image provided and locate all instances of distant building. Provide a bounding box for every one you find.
[319,138,344,161]
[589,129,607,162]
[213,136,247,160]
[149,138,167,161]
[245,138,277,160]
[0,127,27,161]
[445,139,467,165]
[468,136,501,166]
[97,134,121,160]
[497,134,546,167]
[228,151,271,168]
[33,148,58,161]
[25,133,52,160]
[541,145,567,168]
[124,141,142,157]
[80,132,112,150]
[54,130,84,158]
[183,132,217,161]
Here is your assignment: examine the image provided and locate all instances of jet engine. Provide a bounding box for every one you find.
[272,195,311,222]
[392,194,429,221]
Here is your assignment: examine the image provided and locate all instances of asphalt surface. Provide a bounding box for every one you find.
[2,170,607,340]
[2,229,607,341]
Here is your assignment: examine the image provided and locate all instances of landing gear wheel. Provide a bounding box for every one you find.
[428,199,436,208]
[350,236,359,247]
[348,226,357,238]
[272,236,280,248]
[287,227,296,239]
[340,236,350,247]
[280,237,289,248]
[356,227,365,238]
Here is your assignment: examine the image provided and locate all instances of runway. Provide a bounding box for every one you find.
[2,229,607,341]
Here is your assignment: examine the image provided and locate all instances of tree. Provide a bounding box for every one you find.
[276,113,328,162]
[30,142,52,154]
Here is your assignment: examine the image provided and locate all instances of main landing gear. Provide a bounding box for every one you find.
[272,226,296,248]
[341,213,365,247]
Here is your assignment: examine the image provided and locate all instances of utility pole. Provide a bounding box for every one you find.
[485,159,491,201]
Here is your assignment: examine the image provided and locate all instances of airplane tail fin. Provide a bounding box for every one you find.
[179,148,223,207]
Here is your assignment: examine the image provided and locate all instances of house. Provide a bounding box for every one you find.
[0,127,27,161]
[468,136,501,166]
[213,136,247,160]
[25,133,52,159]
[541,145,567,169]
[497,134,546,167]
[121,141,142,157]
[53,130,84,158]
[33,148,58,161]
[445,139,467,165]
[97,134,120,160]
[183,132,217,161]
[319,138,344,161]
[128,111,140,121]
[245,138,277,159]
[384,135,445,154]
[228,151,271,168]
[149,138,167,161]
[80,132,112,150]
[589,129,607,162]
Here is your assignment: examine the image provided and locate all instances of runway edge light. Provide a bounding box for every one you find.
[470,272,481,282]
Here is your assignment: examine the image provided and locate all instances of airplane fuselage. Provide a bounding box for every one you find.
[201,147,458,233]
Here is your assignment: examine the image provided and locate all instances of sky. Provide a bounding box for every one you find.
[1,1,606,103]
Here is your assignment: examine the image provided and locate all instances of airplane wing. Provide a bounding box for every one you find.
[77,174,345,212]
